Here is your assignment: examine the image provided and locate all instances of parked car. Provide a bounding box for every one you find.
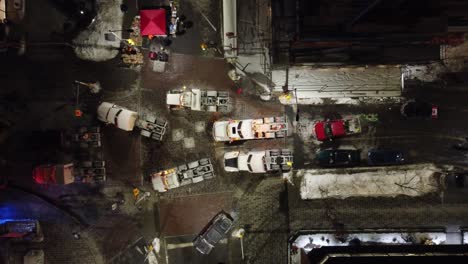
[400,100,438,119]
[367,149,406,166]
[316,149,360,167]
[193,212,234,255]
[224,149,293,173]
[313,118,361,141]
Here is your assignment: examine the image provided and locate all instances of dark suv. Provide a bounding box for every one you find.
[193,212,234,255]
[316,149,361,167]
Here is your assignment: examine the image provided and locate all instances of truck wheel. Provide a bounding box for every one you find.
[145,115,157,123]
[81,161,92,168]
[271,164,280,171]
[156,119,168,126]
[93,161,105,168]
[281,149,291,156]
[188,161,199,169]
[178,164,188,171]
[203,172,215,179]
[274,116,285,123]
[275,131,285,138]
[218,105,228,113]
[199,158,210,165]
[140,130,151,138]
[207,91,218,97]
[89,127,100,133]
[218,91,229,97]
[269,149,280,156]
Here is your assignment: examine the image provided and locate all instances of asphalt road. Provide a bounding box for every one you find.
[2,0,468,264]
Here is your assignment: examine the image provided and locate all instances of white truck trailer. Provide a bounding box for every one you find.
[97,102,167,141]
[224,149,293,173]
[151,158,215,192]
[166,88,229,112]
[213,117,288,142]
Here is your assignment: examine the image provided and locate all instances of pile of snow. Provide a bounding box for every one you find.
[73,0,124,61]
[299,163,442,199]
[404,63,446,82]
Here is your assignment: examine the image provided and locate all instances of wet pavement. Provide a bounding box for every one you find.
[2,0,468,264]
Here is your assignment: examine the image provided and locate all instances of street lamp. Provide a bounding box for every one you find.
[232,228,246,260]
[294,88,300,122]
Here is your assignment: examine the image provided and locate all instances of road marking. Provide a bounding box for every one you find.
[167,242,193,250]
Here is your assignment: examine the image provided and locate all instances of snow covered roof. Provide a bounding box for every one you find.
[299,163,442,199]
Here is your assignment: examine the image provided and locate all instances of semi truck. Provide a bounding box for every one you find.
[151,158,215,192]
[224,149,293,173]
[213,117,288,142]
[97,102,167,141]
[166,87,229,112]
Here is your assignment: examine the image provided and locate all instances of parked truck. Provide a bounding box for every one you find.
[313,117,361,141]
[151,158,215,192]
[213,117,288,142]
[97,102,167,141]
[224,149,293,173]
[167,87,229,112]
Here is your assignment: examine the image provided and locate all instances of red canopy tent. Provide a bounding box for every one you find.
[140,9,167,36]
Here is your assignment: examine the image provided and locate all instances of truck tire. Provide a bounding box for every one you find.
[271,164,280,171]
[274,116,285,123]
[275,131,285,138]
[140,130,151,138]
[270,149,280,156]
[218,91,229,97]
[207,105,217,112]
[188,161,199,169]
[281,149,291,156]
[81,161,92,168]
[89,127,100,133]
[145,115,157,123]
[151,134,162,141]
[192,175,204,183]
[156,119,167,126]
[93,161,105,168]
[203,172,215,179]
[178,164,188,171]
[199,158,210,165]
[218,105,228,113]
[207,90,218,97]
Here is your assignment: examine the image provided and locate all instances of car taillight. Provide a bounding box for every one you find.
[431,106,438,119]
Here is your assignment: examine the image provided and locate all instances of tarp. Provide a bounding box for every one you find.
[33,165,56,184]
[140,9,167,36]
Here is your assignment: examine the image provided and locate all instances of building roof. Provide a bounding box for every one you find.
[139,9,167,36]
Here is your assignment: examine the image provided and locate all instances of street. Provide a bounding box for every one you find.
[1,0,468,264]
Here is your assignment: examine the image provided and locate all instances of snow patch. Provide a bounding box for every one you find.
[73,0,124,61]
[404,63,447,82]
[299,163,442,199]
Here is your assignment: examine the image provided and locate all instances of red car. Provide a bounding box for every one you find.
[314,120,346,141]
[314,118,361,141]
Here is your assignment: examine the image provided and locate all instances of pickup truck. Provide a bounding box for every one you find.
[314,117,361,141]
